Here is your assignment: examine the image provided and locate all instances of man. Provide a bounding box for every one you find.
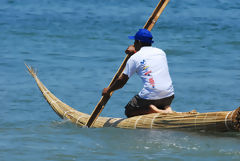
[102,29,174,118]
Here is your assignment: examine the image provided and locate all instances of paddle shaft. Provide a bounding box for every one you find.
[85,0,170,127]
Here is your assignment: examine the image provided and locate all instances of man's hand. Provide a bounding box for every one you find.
[102,87,111,97]
[125,45,136,55]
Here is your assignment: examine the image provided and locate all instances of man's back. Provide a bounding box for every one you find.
[124,46,174,100]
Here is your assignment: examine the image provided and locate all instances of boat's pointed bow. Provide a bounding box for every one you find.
[25,63,37,78]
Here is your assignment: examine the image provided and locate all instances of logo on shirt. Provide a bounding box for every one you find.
[140,60,155,88]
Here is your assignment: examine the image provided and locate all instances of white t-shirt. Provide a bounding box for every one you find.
[123,46,174,100]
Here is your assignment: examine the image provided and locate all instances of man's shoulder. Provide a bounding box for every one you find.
[130,47,166,61]
[140,46,164,52]
[151,47,165,54]
[140,46,166,56]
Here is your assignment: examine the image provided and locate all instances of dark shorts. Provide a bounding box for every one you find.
[125,94,174,117]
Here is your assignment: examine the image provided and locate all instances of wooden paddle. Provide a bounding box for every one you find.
[85,0,170,127]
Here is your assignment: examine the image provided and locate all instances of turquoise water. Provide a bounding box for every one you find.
[1,0,240,160]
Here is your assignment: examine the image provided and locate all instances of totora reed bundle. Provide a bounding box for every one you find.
[25,64,240,132]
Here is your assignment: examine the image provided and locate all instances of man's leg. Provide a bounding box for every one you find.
[125,95,155,118]
[125,95,174,117]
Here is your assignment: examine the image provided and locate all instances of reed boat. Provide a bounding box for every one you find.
[25,64,240,132]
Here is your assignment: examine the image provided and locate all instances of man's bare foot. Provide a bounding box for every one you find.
[149,105,173,113]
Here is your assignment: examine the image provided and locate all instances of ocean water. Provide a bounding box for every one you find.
[1,0,240,160]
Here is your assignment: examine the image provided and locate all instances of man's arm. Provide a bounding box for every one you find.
[102,74,129,96]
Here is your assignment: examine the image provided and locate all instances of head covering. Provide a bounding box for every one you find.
[128,29,154,44]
